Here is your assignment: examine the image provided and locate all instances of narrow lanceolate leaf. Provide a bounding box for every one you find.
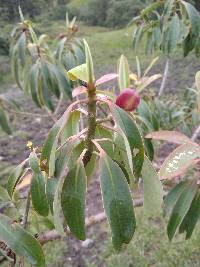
[159,143,200,180]
[195,71,200,115]
[145,130,192,144]
[164,180,189,215]
[0,106,12,135]
[179,190,200,239]
[53,175,65,236]
[95,74,118,87]
[0,214,45,267]
[167,14,180,53]
[41,108,71,177]
[84,39,94,84]
[142,156,163,218]
[30,62,42,108]
[181,1,200,35]
[46,178,58,213]
[30,172,49,217]
[99,154,136,250]
[29,151,40,174]
[167,180,197,241]
[61,110,80,145]
[111,104,144,178]
[7,161,26,198]
[118,55,130,91]
[61,162,86,241]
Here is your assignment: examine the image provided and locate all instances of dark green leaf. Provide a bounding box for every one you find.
[179,190,200,239]
[111,104,144,178]
[167,180,198,241]
[46,178,58,214]
[0,214,45,266]
[30,172,49,217]
[61,161,86,240]
[99,154,136,250]
[0,106,12,135]
[7,162,26,198]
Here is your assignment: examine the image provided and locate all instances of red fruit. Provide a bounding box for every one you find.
[115,88,140,112]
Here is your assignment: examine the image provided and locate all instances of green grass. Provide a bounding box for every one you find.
[83,212,200,267]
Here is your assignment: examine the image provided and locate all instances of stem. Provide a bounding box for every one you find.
[158,57,170,97]
[83,87,97,166]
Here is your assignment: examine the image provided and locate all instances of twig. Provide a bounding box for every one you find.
[38,198,143,245]
[158,57,169,97]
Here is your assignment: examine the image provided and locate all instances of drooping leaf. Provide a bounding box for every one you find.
[7,162,26,198]
[167,180,197,241]
[195,71,200,115]
[0,106,12,135]
[53,175,65,236]
[61,110,80,145]
[179,190,200,239]
[142,156,163,217]
[182,1,200,35]
[30,172,49,217]
[111,104,144,178]
[61,161,86,240]
[30,62,42,108]
[29,151,40,174]
[0,214,45,267]
[40,108,71,177]
[99,153,136,250]
[164,180,189,214]
[159,143,200,180]
[46,178,58,214]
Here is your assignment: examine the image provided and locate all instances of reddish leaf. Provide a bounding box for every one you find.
[95,73,118,87]
[146,130,192,144]
[72,86,87,98]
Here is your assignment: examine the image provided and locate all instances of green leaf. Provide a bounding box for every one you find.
[0,186,10,201]
[99,154,136,250]
[159,143,200,180]
[84,39,94,84]
[61,161,86,240]
[118,55,130,91]
[164,180,189,214]
[68,63,88,83]
[61,110,80,145]
[29,151,40,173]
[167,13,180,53]
[0,106,12,135]
[53,65,72,99]
[0,214,45,266]
[195,71,200,115]
[167,180,197,241]
[142,156,163,217]
[30,172,49,217]
[41,109,71,177]
[46,178,58,213]
[111,104,144,178]
[30,62,42,108]
[179,190,200,239]
[182,1,200,35]
[7,162,26,198]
